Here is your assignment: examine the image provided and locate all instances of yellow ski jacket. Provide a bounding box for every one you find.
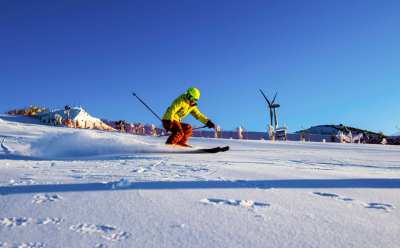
[162,93,209,124]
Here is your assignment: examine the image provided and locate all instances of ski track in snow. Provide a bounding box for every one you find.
[1,139,12,154]
[288,158,400,172]
[312,192,395,211]
[7,157,216,184]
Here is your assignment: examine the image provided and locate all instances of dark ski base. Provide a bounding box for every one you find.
[197,146,229,153]
[220,146,229,152]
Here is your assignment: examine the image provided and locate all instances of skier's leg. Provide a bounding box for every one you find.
[165,121,184,145]
[177,123,192,146]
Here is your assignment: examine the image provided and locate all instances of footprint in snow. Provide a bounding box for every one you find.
[0,217,63,227]
[36,218,64,225]
[95,244,109,248]
[0,217,32,227]
[312,192,394,211]
[69,224,131,242]
[363,202,394,211]
[31,194,62,203]
[69,224,117,234]
[0,242,47,248]
[132,168,147,173]
[102,231,131,241]
[201,198,270,208]
[201,199,270,219]
[312,192,354,201]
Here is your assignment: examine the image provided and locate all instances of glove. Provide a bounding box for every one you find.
[206,120,215,129]
[163,120,173,132]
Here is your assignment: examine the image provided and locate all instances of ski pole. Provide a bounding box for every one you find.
[195,125,207,130]
[159,125,208,137]
[132,92,162,122]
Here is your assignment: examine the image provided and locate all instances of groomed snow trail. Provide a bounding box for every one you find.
[0,114,399,247]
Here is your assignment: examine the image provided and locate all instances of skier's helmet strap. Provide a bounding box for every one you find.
[187,87,200,102]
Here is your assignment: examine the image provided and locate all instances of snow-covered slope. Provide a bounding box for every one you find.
[391,130,400,136]
[0,114,399,247]
[295,124,379,136]
[297,125,342,135]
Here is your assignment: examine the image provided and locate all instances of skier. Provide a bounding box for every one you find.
[162,87,215,147]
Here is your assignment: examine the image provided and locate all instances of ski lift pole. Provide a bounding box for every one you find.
[241,125,248,140]
[132,93,162,122]
[301,126,310,142]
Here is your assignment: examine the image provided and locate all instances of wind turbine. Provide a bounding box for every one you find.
[259,89,280,129]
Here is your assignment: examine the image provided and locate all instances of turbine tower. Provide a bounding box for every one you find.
[259,89,280,129]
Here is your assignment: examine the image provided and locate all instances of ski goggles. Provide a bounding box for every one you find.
[189,96,198,102]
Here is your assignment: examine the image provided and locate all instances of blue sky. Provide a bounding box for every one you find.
[1,0,399,135]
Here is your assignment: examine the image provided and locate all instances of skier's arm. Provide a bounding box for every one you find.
[190,107,208,124]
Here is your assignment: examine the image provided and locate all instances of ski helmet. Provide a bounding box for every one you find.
[187,87,200,102]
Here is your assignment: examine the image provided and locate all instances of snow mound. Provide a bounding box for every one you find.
[111,179,133,189]
[31,131,144,158]
[303,126,340,135]
[35,107,101,123]
[391,131,400,136]
[295,125,373,136]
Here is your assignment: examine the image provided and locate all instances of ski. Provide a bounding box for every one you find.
[164,145,229,153]
[197,147,221,153]
[220,146,229,152]
[196,146,229,153]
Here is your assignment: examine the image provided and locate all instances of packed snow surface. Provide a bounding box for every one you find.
[0,114,399,247]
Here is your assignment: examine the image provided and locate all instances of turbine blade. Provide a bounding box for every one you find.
[271,92,277,104]
[259,89,271,106]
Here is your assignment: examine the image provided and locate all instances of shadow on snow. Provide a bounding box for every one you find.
[1,179,399,196]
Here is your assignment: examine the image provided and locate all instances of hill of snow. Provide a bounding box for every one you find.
[35,107,101,124]
[295,124,381,136]
[391,130,400,136]
[0,114,399,247]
